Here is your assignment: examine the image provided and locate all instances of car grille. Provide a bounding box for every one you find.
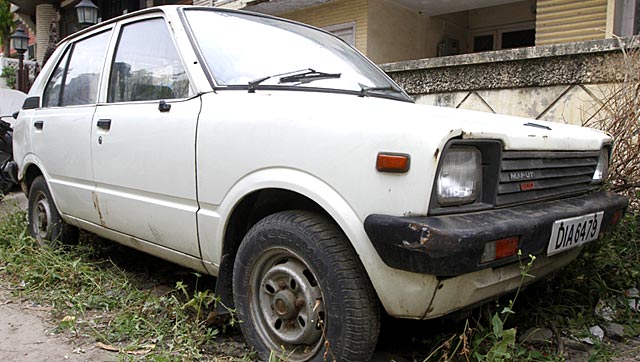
[496,150,600,206]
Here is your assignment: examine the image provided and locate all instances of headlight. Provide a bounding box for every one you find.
[437,147,481,206]
[592,148,609,183]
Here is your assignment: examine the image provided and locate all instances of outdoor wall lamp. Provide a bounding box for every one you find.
[75,0,99,27]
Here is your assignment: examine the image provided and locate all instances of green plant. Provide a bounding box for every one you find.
[1,65,16,89]
[0,210,246,360]
[423,252,557,362]
[0,0,14,56]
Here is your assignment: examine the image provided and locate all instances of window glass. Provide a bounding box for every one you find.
[108,18,189,103]
[473,34,494,52]
[42,49,70,107]
[62,31,111,106]
[501,29,534,49]
[184,10,408,102]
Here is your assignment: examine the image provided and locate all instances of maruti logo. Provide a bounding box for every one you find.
[509,171,536,181]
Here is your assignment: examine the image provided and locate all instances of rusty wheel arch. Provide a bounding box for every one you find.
[22,164,44,194]
[214,188,332,312]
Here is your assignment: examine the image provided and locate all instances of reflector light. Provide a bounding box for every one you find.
[495,237,520,259]
[480,236,520,263]
[376,153,410,173]
[610,209,623,226]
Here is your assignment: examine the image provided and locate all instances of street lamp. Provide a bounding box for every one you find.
[75,0,99,27]
[10,25,28,92]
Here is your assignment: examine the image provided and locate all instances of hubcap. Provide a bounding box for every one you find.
[250,249,325,359]
[32,191,51,242]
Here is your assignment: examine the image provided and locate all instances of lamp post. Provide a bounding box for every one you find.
[10,25,28,92]
[75,0,99,28]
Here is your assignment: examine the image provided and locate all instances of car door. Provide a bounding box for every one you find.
[91,16,201,257]
[30,29,112,225]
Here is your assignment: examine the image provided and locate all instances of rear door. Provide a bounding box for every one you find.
[30,29,112,225]
[91,16,201,257]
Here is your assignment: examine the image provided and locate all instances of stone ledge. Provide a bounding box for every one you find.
[380,37,640,73]
[382,37,639,95]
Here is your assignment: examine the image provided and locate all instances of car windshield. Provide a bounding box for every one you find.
[183,9,410,101]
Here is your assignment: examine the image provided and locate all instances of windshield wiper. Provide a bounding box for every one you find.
[359,86,401,97]
[358,86,402,98]
[248,68,341,93]
[278,69,341,84]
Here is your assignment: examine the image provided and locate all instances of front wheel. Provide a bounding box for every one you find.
[28,176,79,246]
[233,211,380,362]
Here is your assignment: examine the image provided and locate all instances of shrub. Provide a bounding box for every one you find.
[1,65,15,89]
[583,36,640,211]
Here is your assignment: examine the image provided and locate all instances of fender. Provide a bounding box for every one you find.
[196,167,441,318]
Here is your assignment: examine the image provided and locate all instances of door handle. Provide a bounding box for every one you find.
[34,120,44,130]
[97,119,111,130]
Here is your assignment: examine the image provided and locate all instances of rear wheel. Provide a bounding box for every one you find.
[28,176,79,246]
[233,210,380,361]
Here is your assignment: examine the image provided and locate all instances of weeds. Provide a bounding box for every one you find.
[583,36,640,211]
[0,210,247,360]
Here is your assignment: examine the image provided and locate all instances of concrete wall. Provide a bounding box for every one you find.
[281,0,369,53]
[381,37,637,126]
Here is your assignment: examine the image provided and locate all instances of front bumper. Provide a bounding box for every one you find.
[364,191,628,277]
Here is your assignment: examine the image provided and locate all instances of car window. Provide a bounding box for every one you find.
[42,49,70,108]
[108,18,189,103]
[42,31,111,108]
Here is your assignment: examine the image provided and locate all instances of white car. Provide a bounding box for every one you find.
[12,5,628,361]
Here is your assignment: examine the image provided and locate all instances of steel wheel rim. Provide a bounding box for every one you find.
[31,190,52,242]
[249,247,326,360]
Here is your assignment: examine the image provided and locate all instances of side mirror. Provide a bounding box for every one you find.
[12,111,19,119]
[22,96,40,110]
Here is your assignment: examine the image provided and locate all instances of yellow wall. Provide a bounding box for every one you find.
[367,0,428,63]
[468,0,535,30]
[367,0,472,63]
[536,0,608,45]
[281,0,368,53]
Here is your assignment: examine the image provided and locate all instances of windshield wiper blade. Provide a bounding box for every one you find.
[248,68,340,93]
[358,86,402,98]
[278,69,341,84]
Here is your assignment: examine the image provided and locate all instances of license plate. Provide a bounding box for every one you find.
[547,211,604,256]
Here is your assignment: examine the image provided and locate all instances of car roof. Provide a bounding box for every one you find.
[58,5,324,45]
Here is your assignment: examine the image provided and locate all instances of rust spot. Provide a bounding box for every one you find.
[407,223,432,245]
[433,148,440,159]
[91,191,106,227]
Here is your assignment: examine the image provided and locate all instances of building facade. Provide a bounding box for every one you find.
[216,0,639,64]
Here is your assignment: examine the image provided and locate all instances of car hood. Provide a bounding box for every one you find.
[411,103,609,151]
[209,90,610,152]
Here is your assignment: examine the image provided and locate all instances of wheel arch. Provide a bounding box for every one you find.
[209,169,381,312]
[20,161,45,195]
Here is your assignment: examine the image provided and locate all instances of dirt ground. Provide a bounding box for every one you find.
[0,193,112,361]
[0,191,638,361]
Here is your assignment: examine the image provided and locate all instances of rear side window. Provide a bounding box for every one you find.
[108,18,189,103]
[42,31,111,107]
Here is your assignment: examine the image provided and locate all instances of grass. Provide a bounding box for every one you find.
[0,210,249,361]
[0,207,638,361]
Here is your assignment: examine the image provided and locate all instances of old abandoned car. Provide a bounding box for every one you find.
[12,5,628,361]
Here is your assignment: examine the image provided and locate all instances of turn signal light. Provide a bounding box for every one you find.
[480,236,520,263]
[376,153,410,173]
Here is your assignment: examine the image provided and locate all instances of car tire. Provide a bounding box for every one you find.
[233,210,380,362]
[28,176,79,246]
